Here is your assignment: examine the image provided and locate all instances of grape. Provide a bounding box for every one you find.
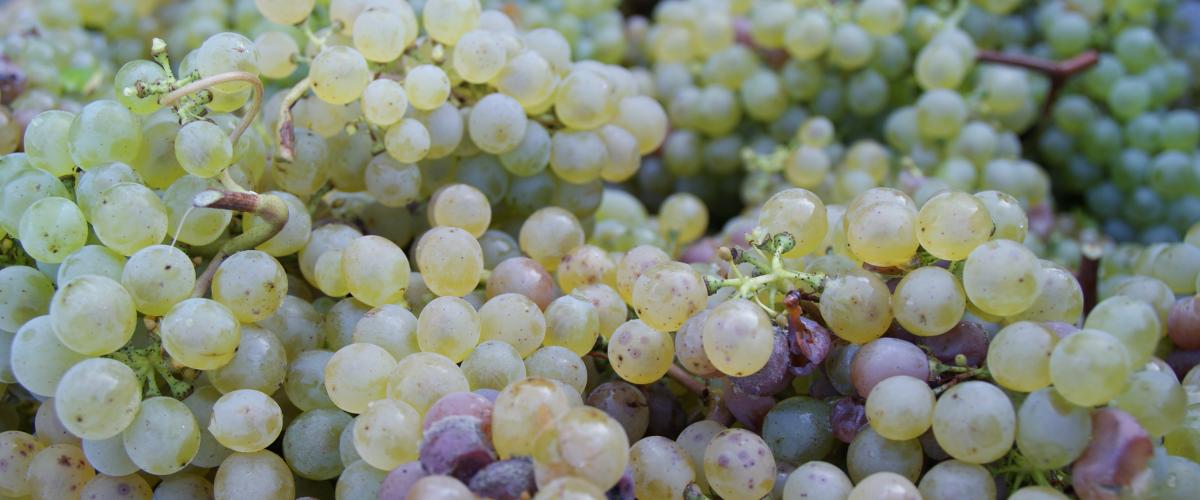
[549,129,607,184]
[419,415,496,482]
[162,175,232,246]
[341,235,411,307]
[702,298,775,377]
[160,298,241,370]
[209,326,287,394]
[15,198,86,266]
[82,436,137,477]
[80,474,153,499]
[892,266,966,337]
[351,398,420,471]
[379,461,428,499]
[586,380,650,442]
[54,358,140,440]
[47,275,135,357]
[404,64,452,111]
[214,451,296,500]
[987,321,1058,392]
[150,474,214,499]
[865,375,935,441]
[416,227,484,298]
[917,459,996,500]
[11,316,89,397]
[325,343,396,414]
[845,196,920,267]
[387,352,470,414]
[703,428,776,499]
[532,406,629,490]
[1170,296,1200,349]
[255,31,300,79]
[820,273,894,344]
[1009,263,1085,324]
[416,296,480,363]
[120,245,194,316]
[269,128,329,197]
[1112,370,1187,437]
[932,381,1015,464]
[462,341,526,391]
[174,120,232,178]
[283,350,335,412]
[0,266,54,332]
[628,436,694,499]
[615,245,670,305]
[847,427,923,483]
[609,316,676,383]
[492,378,571,458]
[34,397,79,445]
[26,444,95,499]
[425,392,494,435]
[463,457,534,500]
[0,169,69,237]
[916,191,994,261]
[309,45,369,105]
[555,245,615,294]
[782,461,853,500]
[208,389,282,453]
[180,386,234,468]
[761,396,834,466]
[1050,329,1133,407]
[486,257,556,309]
[351,6,407,63]
[1014,388,1093,469]
[850,338,930,398]
[122,396,201,475]
[428,184,491,238]
[1072,407,1154,499]
[91,182,169,256]
[468,94,527,155]
[0,431,44,496]
[23,110,76,176]
[519,207,585,272]
[67,100,142,168]
[962,240,1042,316]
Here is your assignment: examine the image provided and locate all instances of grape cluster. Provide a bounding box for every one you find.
[0,0,1198,499]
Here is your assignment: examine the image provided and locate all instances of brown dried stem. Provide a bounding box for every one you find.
[666,364,708,397]
[275,77,312,163]
[190,190,290,298]
[977,50,1099,113]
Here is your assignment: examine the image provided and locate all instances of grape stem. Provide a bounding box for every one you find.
[707,248,825,300]
[275,77,312,162]
[1077,240,1102,314]
[159,70,264,149]
[976,50,1099,113]
[666,364,708,397]
[189,190,290,298]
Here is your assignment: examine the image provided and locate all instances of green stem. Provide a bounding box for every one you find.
[190,190,290,298]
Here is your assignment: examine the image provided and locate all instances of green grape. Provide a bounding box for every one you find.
[492,377,571,458]
[130,110,185,189]
[214,451,295,500]
[549,129,608,184]
[0,266,54,332]
[324,343,395,414]
[362,79,408,128]
[352,6,408,62]
[284,350,336,412]
[122,397,201,475]
[916,89,968,140]
[916,191,994,261]
[195,32,260,94]
[675,420,726,493]
[208,389,282,453]
[855,0,905,35]
[741,70,788,122]
[0,168,69,236]
[423,0,481,44]
[783,461,852,500]
[33,397,78,445]
[415,227,484,298]
[455,154,510,202]
[1113,370,1187,437]
[211,250,288,323]
[703,429,776,499]
[819,273,893,344]
[783,146,831,189]
[962,240,1042,316]
[283,408,351,480]
[532,477,605,499]
[657,193,709,245]
[16,197,86,264]
[209,326,287,394]
[25,444,95,498]
[255,31,299,80]
[478,293,546,357]
[917,459,996,500]
[494,50,556,111]
[1148,243,1200,294]
[352,398,421,472]
[255,0,314,24]
[405,64,451,111]
[49,275,136,356]
[81,435,138,477]
[469,93,528,155]
[453,30,506,83]
[384,118,430,163]
[323,297,371,351]
[845,198,920,266]
[987,321,1058,392]
[544,295,600,356]
[147,473,213,499]
[364,154,422,208]
[341,235,411,307]
[23,110,76,176]
[847,427,923,483]
[11,316,88,396]
[891,267,964,337]
[162,175,232,246]
[932,381,1015,464]
[866,375,935,441]
[258,295,322,359]
[499,120,551,177]
[70,163,137,223]
[54,358,141,440]
[91,182,169,256]
[80,474,152,499]
[242,191,309,257]
[613,95,668,155]
[67,100,142,169]
[387,351,469,414]
[761,396,834,466]
[160,298,241,370]
[973,190,1028,242]
[1049,329,1131,407]
[607,319,674,384]
[352,304,419,360]
[758,189,828,258]
[703,298,775,376]
[181,386,234,468]
[174,121,232,178]
[121,245,194,316]
[533,406,629,490]
[555,69,618,130]
[525,346,588,395]
[1083,295,1161,366]
[629,436,695,499]
[632,261,706,333]
[270,127,329,196]
[415,296,480,362]
[519,207,585,272]
[783,10,832,61]
[555,245,615,294]
[0,431,45,496]
[1008,264,1084,324]
[1015,388,1091,469]
[462,340,526,390]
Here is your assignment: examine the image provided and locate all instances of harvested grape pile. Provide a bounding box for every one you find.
[1,0,1200,499]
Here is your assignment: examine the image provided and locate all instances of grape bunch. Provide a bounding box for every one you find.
[0,0,1198,499]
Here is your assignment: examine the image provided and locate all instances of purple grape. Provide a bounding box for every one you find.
[830,396,867,444]
[1169,296,1200,349]
[1072,408,1153,500]
[732,330,794,396]
[606,466,635,500]
[723,384,776,431]
[889,320,989,367]
[587,381,650,442]
[1166,349,1200,380]
[378,461,427,500]
[641,382,688,439]
[784,291,832,376]
[806,370,840,400]
[823,342,860,396]
[679,237,720,264]
[850,338,929,397]
[419,416,497,483]
[423,392,494,435]
[467,457,536,500]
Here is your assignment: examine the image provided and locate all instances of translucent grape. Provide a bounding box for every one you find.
[91,182,169,256]
[783,460,853,500]
[54,358,141,440]
[469,93,528,155]
[962,240,1042,316]
[0,169,69,237]
[550,129,608,184]
[25,444,95,499]
[122,397,201,475]
[847,427,922,483]
[632,261,706,333]
[24,110,76,176]
[519,207,585,271]
[209,326,287,394]
[916,191,994,261]
[405,64,451,111]
[208,389,282,453]
[49,274,136,356]
[341,235,411,307]
[703,429,776,499]
[542,295,599,356]
[160,298,241,370]
[310,45,370,105]
[865,375,935,441]
[555,69,617,130]
[917,460,996,500]
[175,120,232,178]
[931,381,1016,464]
[628,436,694,499]
[532,406,629,490]
[325,343,396,414]
[492,377,571,458]
[180,386,234,468]
[703,299,775,376]
[987,321,1058,392]
[214,451,295,499]
[352,6,408,62]
[350,398,421,471]
[67,100,142,169]
[255,31,299,79]
[607,319,674,384]
[820,273,893,344]
[82,436,138,477]
[1015,388,1092,469]
[11,316,88,396]
[80,474,153,499]
[1112,370,1186,437]
[416,227,484,298]
[387,352,470,414]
